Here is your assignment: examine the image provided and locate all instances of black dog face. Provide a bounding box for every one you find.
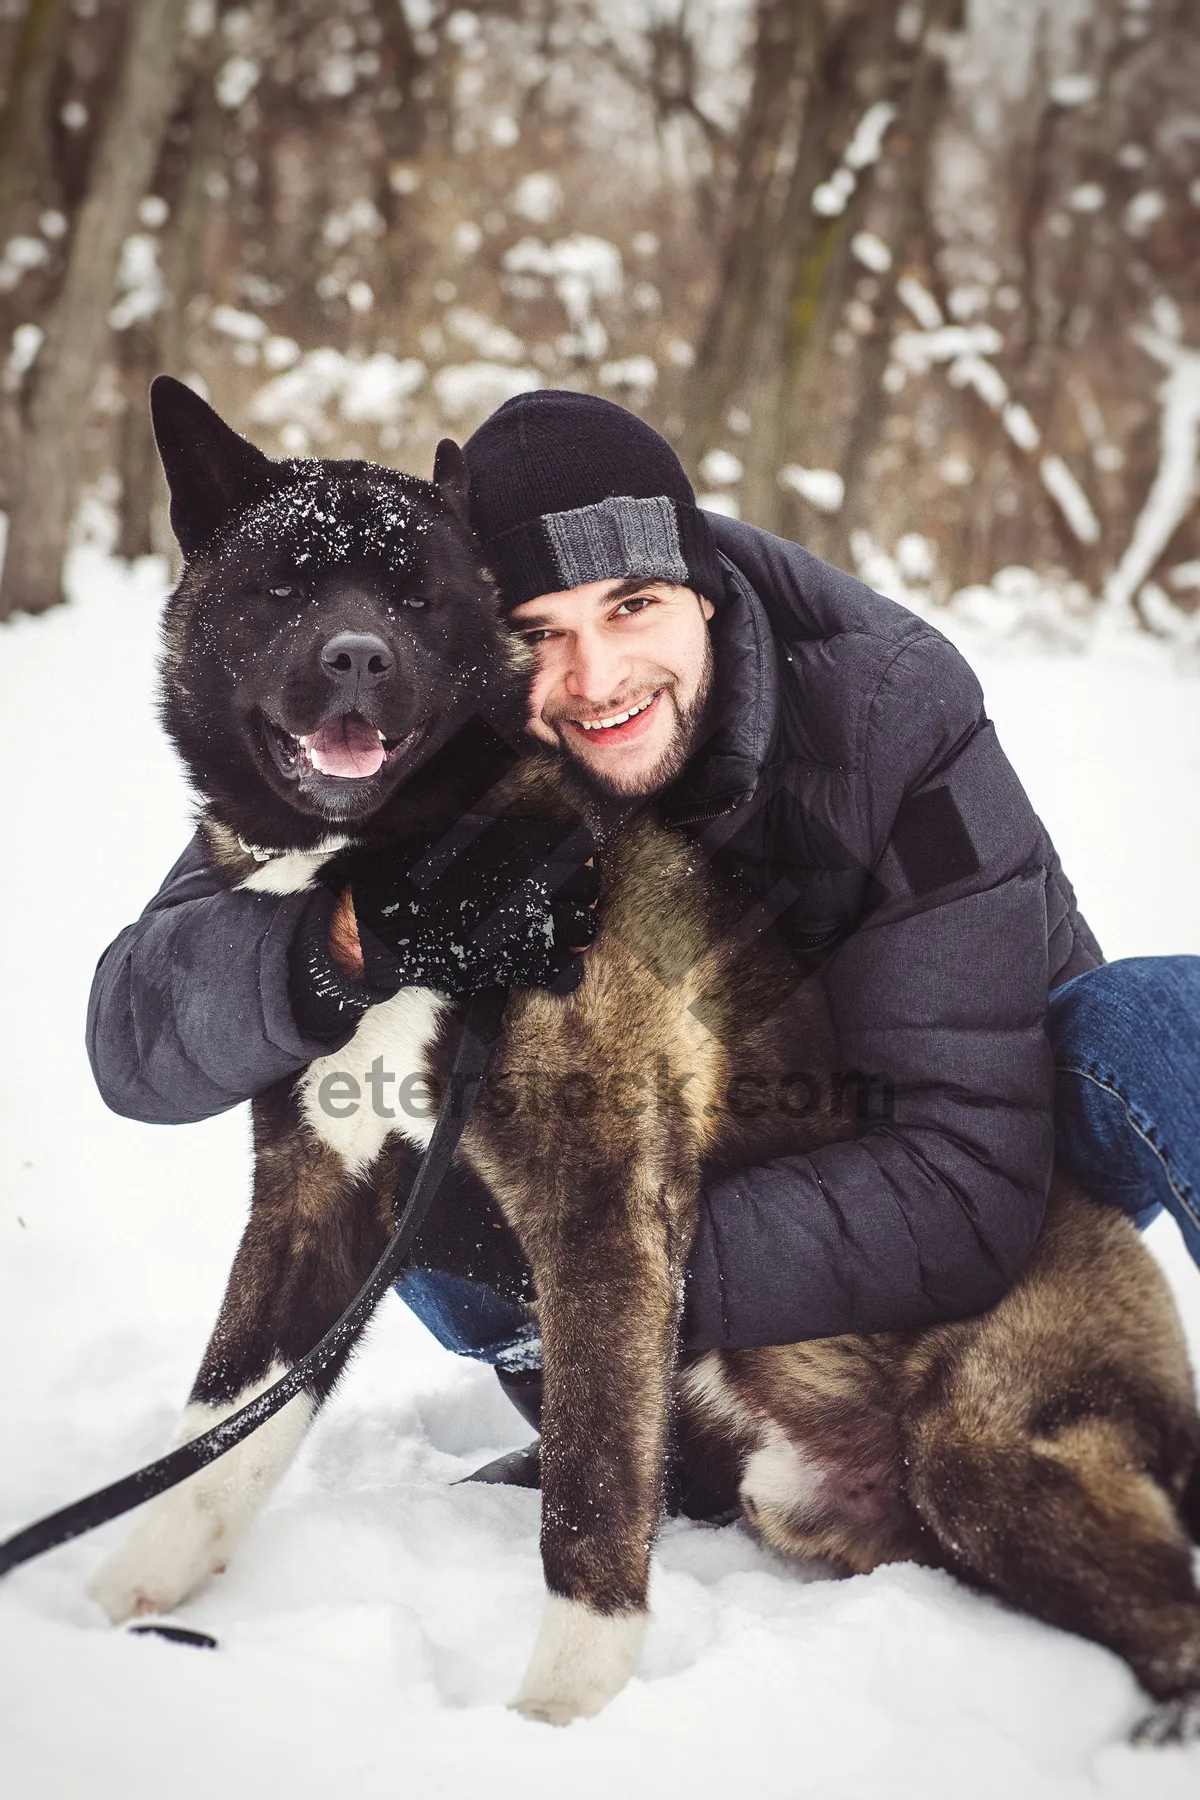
[151,377,525,849]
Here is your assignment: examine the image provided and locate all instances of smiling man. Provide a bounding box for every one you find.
[514,575,714,795]
[88,389,1200,1496]
[450,388,1200,1485]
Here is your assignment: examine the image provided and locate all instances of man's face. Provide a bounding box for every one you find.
[508,577,716,797]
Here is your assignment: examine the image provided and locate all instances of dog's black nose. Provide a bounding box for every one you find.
[320,632,394,697]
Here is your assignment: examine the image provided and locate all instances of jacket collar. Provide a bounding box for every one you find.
[657,553,779,827]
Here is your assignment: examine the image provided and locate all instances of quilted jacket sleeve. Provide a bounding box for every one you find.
[683,631,1057,1349]
[86,834,355,1124]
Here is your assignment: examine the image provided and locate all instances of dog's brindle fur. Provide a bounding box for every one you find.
[89,380,1200,1736]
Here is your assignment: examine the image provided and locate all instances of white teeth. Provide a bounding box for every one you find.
[579,693,658,731]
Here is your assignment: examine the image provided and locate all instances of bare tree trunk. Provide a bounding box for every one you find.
[678,0,813,475]
[0,0,70,515]
[732,0,903,531]
[116,20,227,565]
[683,1,951,536]
[0,0,187,619]
[779,0,960,561]
[115,318,165,563]
[0,0,69,252]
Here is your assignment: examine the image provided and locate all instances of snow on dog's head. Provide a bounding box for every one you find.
[149,376,528,849]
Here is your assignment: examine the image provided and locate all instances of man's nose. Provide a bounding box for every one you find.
[319,631,394,704]
[564,631,628,702]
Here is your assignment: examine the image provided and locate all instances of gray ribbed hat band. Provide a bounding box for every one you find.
[542,495,689,590]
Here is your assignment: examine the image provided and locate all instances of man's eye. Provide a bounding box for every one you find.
[521,628,553,645]
[615,596,652,616]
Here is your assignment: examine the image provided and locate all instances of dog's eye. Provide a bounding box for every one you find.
[403,597,427,610]
[270,584,297,599]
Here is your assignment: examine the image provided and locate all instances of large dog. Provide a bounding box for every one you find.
[89,377,1200,1738]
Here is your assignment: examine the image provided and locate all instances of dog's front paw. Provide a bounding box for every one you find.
[86,1382,315,1624]
[86,1488,228,1625]
[510,1595,645,1725]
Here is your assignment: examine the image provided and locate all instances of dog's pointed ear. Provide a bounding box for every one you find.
[433,437,471,528]
[150,375,274,557]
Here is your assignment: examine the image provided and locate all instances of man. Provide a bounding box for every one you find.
[88,391,1200,1486]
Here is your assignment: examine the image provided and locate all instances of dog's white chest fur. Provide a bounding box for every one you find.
[236,836,353,894]
[233,842,449,1175]
[298,987,449,1172]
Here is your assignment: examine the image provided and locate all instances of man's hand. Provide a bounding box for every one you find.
[328,885,365,980]
[331,816,600,999]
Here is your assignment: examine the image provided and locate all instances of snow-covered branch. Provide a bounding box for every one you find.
[1103,327,1200,619]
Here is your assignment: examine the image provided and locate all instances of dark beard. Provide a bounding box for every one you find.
[552,632,715,800]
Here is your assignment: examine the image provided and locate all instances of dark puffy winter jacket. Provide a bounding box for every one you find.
[86,515,1103,1349]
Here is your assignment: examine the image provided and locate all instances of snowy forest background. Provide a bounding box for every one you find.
[0,0,1198,635]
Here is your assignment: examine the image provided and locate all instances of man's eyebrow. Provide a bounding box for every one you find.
[603,576,663,603]
[513,577,666,629]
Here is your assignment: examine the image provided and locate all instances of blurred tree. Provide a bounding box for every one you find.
[680,0,1199,608]
[0,0,1195,623]
[0,0,69,256]
[0,0,188,619]
[114,15,226,563]
[680,0,959,535]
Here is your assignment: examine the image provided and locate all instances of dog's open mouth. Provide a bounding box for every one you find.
[263,712,419,782]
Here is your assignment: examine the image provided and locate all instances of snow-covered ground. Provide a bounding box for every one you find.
[1,548,1199,1799]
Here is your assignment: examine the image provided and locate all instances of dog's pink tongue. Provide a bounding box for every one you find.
[306,715,385,778]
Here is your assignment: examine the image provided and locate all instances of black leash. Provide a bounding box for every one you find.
[0,986,508,1581]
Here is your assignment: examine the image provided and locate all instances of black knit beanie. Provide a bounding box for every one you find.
[461,389,724,611]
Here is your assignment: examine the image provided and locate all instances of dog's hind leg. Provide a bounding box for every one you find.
[903,1187,1200,1740]
[88,1108,391,1623]
[908,1408,1200,1744]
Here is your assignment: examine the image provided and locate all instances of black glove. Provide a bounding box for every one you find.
[349,814,600,998]
[288,813,600,1040]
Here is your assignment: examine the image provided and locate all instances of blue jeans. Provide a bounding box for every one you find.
[1048,955,1200,1262]
[393,1265,542,1370]
[395,955,1200,1361]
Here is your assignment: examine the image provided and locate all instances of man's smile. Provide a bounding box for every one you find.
[564,689,665,744]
